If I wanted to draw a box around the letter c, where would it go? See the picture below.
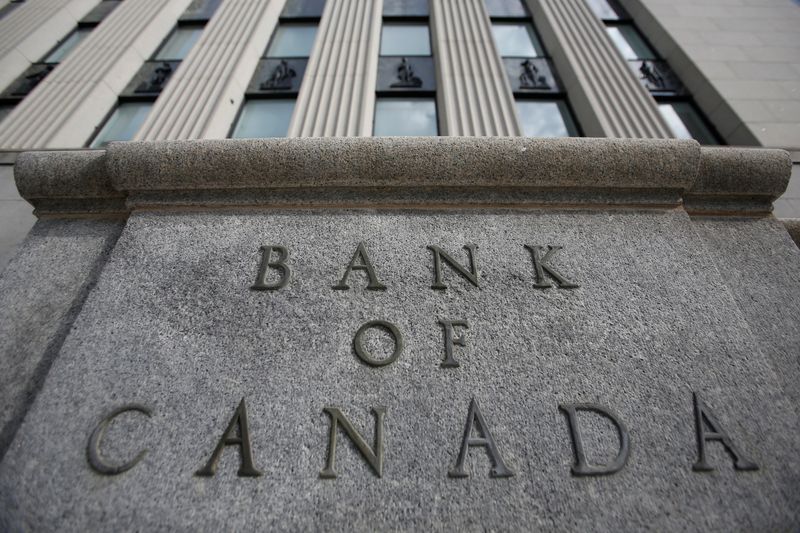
[87,404,152,476]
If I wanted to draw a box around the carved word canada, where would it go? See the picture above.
[86,243,760,480]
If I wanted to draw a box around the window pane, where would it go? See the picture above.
[491,23,543,57]
[281,0,326,18]
[266,25,318,58]
[90,102,152,147]
[484,0,528,18]
[658,102,717,145]
[0,105,15,124]
[516,100,577,137]
[380,25,431,56]
[374,99,437,136]
[155,27,203,60]
[232,99,295,138]
[606,25,656,60]
[44,29,91,63]
[383,0,428,17]
[585,0,623,20]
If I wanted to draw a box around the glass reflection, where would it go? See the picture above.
[491,23,543,57]
[90,102,153,147]
[233,99,296,138]
[381,25,431,56]
[267,25,319,58]
[658,102,716,144]
[516,100,577,137]
[374,99,437,136]
[155,27,203,60]
[606,26,656,60]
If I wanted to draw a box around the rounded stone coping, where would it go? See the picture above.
[105,137,700,191]
[693,147,792,199]
[15,149,119,200]
[11,138,794,213]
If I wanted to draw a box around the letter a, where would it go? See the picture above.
[195,398,262,477]
[449,398,514,478]
[333,242,386,290]
[692,392,758,472]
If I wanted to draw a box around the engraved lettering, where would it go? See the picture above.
[320,406,386,478]
[333,242,387,290]
[251,245,290,290]
[195,398,262,477]
[524,245,579,289]
[353,320,404,367]
[692,392,758,472]
[439,319,469,368]
[87,404,151,476]
[428,244,479,290]
[449,398,514,478]
[559,403,630,476]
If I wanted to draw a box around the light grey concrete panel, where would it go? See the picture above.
[0,218,123,461]
[692,216,800,410]
[0,210,797,530]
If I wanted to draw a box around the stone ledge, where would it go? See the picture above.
[11,137,793,215]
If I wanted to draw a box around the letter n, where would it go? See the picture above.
[320,406,386,478]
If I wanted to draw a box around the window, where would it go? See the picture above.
[605,26,656,61]
[491,23,543,57]
[375,4,437,136]
[586,0,719,144]
[231,1,325,138]
[374,98,437,136]
[232,100,296,138]
[154,27,204,61]
[486,1,580,138]
[484,0,528,18]
[43,29,92,63]
[80,0,123,25]
[90,102,153,147]
[266,25,319,58]
[517,100,578,137]
[658,103,717,145]
[89,0,220,146]
[1,3,119,117]
[380,25,431,56]
[0,104,14,124]
[383,0,428,17]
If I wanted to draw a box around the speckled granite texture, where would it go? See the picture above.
[0,209,797,531]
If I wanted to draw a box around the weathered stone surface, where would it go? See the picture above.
[783,218,800,247]
[0,209,797,531]
[0,218,123,460]
[691,216,800,411]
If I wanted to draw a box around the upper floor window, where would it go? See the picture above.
[606,26,656,61]
[484,0,528,18]
[266,25,319,58]
[154,27,204,61]
[374,98,437,136]
[383,0,429,17]
[43,28,92,63]
[90,102,153,148]
[491,23,544,58]
[380,24,431,56]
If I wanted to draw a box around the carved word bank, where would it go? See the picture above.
[87,243,760,480]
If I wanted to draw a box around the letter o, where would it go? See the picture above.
[353,320,404,367]
[87,404,152,476]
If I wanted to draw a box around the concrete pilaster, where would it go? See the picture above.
[529,0,671,138]
[135,0,288,140]
[288,0,382,137]
[431,0,520,136]
[0,0,100,93]
[0,0,193,149]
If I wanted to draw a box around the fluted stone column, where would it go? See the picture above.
[0,0,193,149]
[136,0,287,140]
[0,0,100,92]
[288,0,382,137]
[431,0,520,136]
[528,0,670,138]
